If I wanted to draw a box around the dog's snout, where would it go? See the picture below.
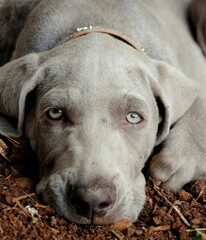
[68,181,116,220]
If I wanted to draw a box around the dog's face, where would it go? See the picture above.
[25,34,159,224]
[0,33,198,224]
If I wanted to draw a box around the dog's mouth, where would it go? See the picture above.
[39,188,121,224]
[36,165,146,224]
[36,176,143,225]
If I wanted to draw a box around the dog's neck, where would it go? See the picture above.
[63,26,145,54]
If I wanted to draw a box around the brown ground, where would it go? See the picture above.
[0,136,206,240]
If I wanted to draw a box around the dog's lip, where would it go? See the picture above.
[58,201,118,224]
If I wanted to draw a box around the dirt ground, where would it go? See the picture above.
[0,136,206,240]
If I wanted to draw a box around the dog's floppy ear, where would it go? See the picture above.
[0,53,42,137]
[150,60,199,145]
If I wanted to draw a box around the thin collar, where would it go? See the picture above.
[64,26,145,54]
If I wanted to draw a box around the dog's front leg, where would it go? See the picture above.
[149,97,206,191]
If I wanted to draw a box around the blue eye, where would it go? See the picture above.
[47,108,64,120]
[126,112,142,124]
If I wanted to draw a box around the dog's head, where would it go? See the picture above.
[0,33,198,224]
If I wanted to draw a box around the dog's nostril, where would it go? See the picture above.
[98,202,111,210]
[68,182,116,219]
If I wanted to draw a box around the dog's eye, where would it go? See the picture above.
[47,108,64,120]
[126,112,142,124]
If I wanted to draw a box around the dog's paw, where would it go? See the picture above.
[150,99,206,191]
[149,144,196,192]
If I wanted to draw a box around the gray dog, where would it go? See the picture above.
[0,0,206,224]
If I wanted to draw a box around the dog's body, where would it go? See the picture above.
[0,0,206,224]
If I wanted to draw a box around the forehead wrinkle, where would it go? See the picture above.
[39,88,81,109]
[122,82,150,100]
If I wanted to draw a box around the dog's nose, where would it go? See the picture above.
[68,181,116,219]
